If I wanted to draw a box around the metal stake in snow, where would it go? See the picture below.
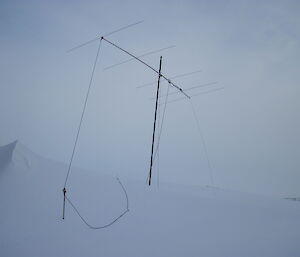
[62,187,66,219]
[149,56,162,186]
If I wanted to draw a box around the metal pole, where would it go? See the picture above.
[149,56,162,186]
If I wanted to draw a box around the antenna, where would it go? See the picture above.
[62,24,219,228]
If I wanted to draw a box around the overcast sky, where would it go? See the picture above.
[0,0,299,196]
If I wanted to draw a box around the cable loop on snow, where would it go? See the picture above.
[65,178,129,229]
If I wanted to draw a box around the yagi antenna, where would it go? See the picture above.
[67,20,144,53]
[102,37,190,99]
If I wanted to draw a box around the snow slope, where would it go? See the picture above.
[0,141,299,257]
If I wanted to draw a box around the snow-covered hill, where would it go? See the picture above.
[0,141,299,257]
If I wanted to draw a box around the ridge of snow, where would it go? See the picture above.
[0,140,17,168]
[0,140,32,169]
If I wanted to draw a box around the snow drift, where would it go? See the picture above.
[0,141,299,257]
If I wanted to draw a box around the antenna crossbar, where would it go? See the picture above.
[103,45,176,70]
[102,37,190,99]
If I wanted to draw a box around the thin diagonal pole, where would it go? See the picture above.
[190,100,215,187]
[63,38,103,189]
[149,56,163,186]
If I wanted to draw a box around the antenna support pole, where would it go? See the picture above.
[149,56,162,186]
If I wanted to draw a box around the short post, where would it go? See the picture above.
[62,188,66,219]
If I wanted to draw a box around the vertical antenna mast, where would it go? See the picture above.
[149,56,163,186]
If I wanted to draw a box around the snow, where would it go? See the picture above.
[0,141,299,257]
